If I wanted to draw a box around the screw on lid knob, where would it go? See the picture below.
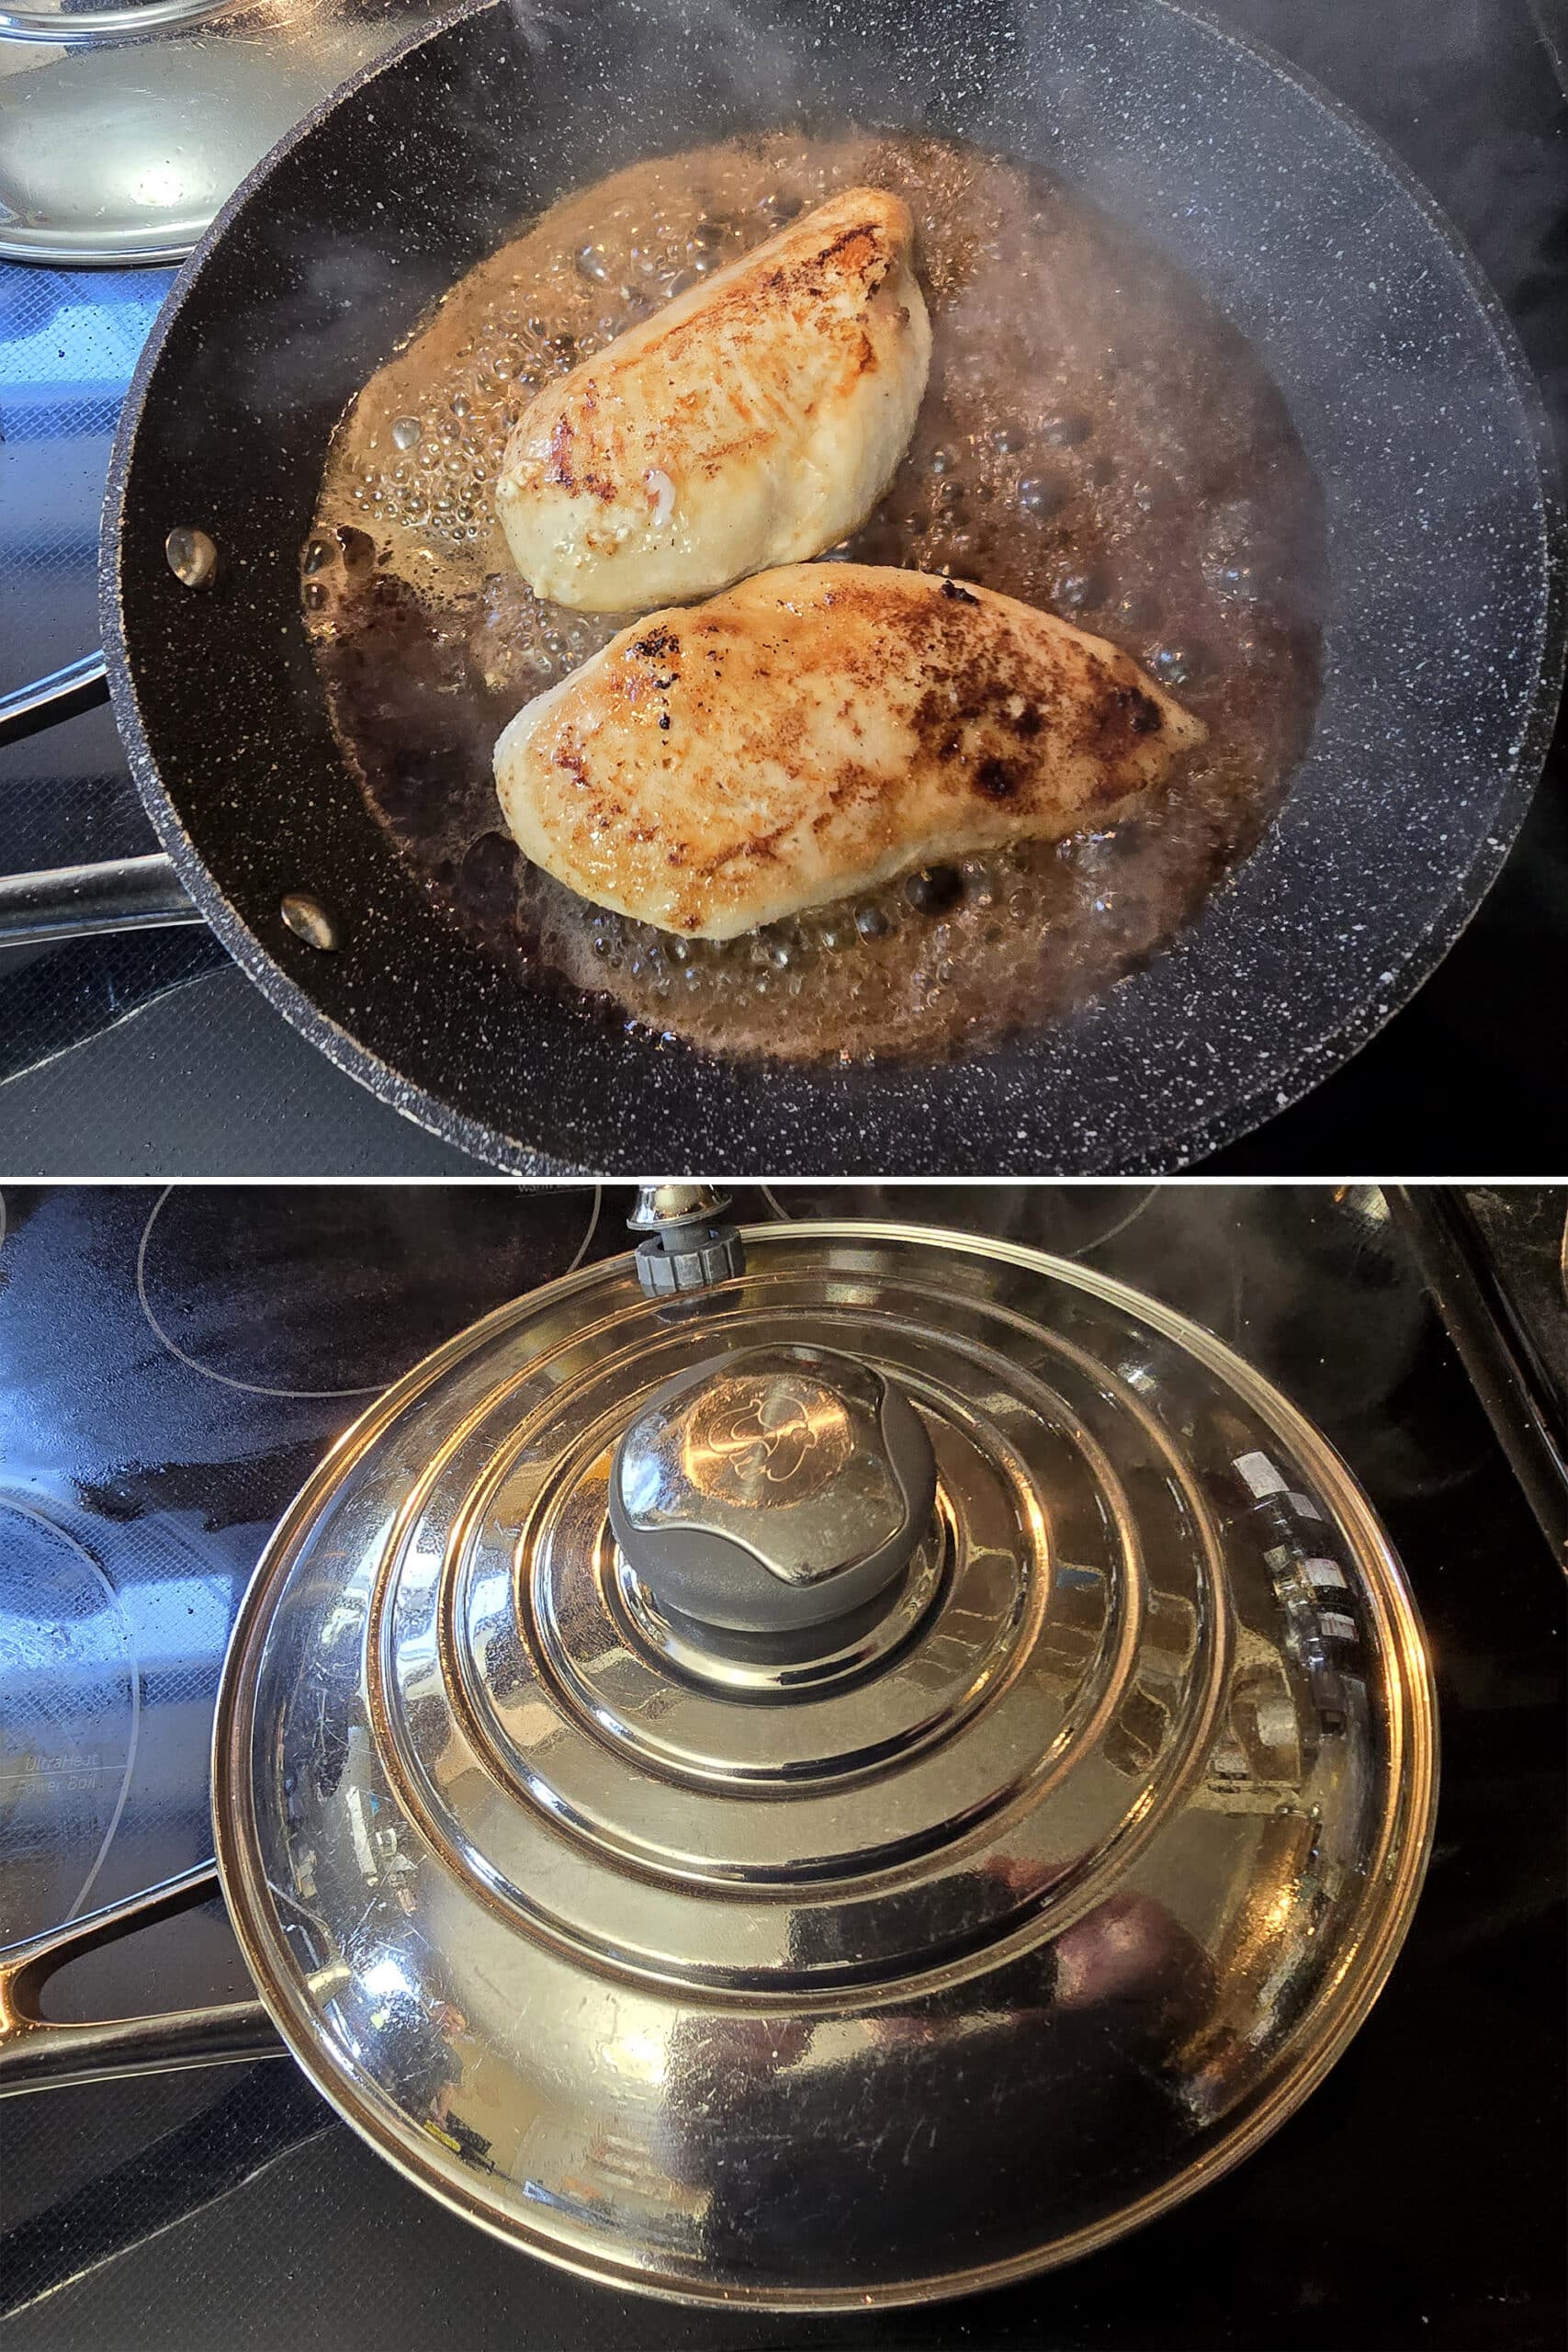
[608,1344,937,1639]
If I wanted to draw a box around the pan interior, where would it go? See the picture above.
[303,126,1325,1064]
[106,0,1562,1170]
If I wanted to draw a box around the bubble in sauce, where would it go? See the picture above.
[1018,476,1066,516]
[1051,566,1102,613]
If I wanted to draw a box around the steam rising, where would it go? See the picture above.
[222,0,1550,1091]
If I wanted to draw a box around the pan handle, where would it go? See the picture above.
[0,1861,285,2097]
[1,650,204,942]
[0,853,203,944]
[0,653,111,750]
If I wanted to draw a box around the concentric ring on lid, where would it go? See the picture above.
[344,1286,1231,1996]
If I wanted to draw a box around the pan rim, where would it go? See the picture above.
[100,0,1567,1176]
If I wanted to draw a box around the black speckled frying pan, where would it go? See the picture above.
[4,0,1562,1172]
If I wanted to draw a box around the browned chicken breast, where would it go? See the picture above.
[494,188,931,612]
[493,564,1206,939]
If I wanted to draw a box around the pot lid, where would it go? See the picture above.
[213,1222,1437,2309]
[0,2,443,266]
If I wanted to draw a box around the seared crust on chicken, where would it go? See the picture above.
[494,189,931,612]
[493,563,1206,939]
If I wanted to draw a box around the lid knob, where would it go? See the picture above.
[608,1344,937,1639]
[627,1184,745,1297]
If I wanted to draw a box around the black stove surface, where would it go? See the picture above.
[0,1182,1562,2350]
[0,0,1564,1175]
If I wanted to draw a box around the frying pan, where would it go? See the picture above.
[1,0,1562,1173]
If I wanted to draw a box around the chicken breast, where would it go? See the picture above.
[493,564,1206,940]
[494,189,931,613]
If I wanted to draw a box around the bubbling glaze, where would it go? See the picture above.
[303,130,1324,1062]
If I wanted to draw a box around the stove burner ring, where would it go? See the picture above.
[0,1498,139,1932]
[134,1183,603,1400]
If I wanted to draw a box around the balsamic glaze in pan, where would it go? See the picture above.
[303,131,1324,1062]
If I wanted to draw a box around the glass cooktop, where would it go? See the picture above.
[0,1182,1562,2349]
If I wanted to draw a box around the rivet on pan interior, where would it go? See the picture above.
[280,892,340,951]
[164,526,219,590]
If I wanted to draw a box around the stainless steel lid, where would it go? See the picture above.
[212,1223,1437,2309]
[0,1,442,266]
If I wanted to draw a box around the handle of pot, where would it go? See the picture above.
[0,854,201,944]
[0,1861,285,2097]
[0,652,110,749]
[0,652,203,943]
